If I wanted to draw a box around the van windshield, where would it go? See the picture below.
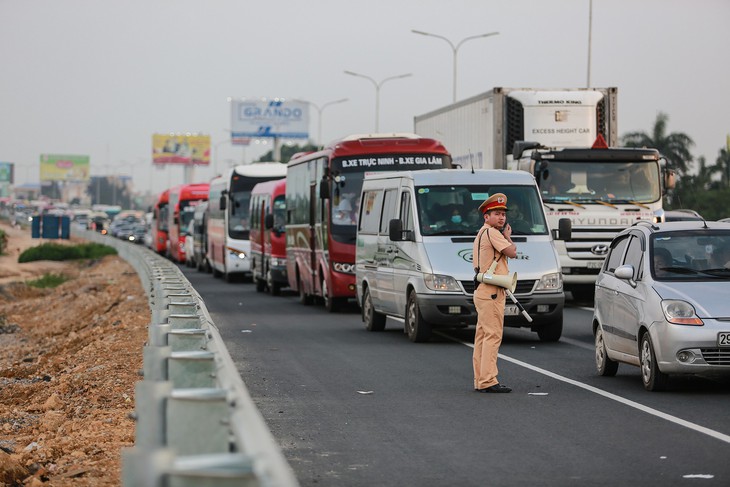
[415,184,549,236]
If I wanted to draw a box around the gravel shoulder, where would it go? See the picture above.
[0,221,149,486]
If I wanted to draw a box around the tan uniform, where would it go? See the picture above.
[472,224,511,389]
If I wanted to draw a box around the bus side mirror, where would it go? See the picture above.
[319,176,330,199]
[264,213,274,230]
[555,218,572,241]
[664,169,676,190]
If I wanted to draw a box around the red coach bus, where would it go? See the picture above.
[286,133,452,312]
[168,182,209,263]
[250,178,287,295]
[152,189,170,255]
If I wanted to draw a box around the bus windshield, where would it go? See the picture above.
[540,160,661,204]
[330,153,449,242]
[415,184,549,237]
[228,190,251,240]
[272,195,286,233]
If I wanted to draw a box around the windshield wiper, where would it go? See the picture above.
[696,268,730,278]
[593,200,618,209]
[659,266,699,275]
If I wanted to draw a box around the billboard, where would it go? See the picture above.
[0,162,13,183]
[40,154,90,182]
[153,134,211,165]
[231,98,309,139]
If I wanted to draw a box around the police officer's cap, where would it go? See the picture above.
[478,193,508,214]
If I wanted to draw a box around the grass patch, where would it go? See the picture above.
[27,273,70,288]
[18,242,117,263]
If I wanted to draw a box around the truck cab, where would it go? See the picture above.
[513,142,675,299]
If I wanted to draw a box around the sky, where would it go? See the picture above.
[1,0,728,197]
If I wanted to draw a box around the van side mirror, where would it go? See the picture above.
[264,213,274,230]
[219,195,227,211]
[555,218,572,241]
[389,219,413,242]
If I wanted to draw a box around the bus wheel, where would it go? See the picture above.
[255,277,265,292]
[322,277,339,313]
[405,289,431,343]
[298,273,313,305]
[267,269,281,296]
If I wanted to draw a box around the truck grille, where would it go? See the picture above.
[700,349,730,365]
[564,226,622,262]
[461,280,536,296]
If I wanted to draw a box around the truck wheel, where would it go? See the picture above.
[405,289,431,343]
[594,326,618,376]
[255,277,265,292]
[266,269,281,296]
[362,286,386,331]
[537,317,563,342]
[640,333,669,391]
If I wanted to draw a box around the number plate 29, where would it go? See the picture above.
[718,332,730,347]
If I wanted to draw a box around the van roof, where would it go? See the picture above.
[363,169,536,185]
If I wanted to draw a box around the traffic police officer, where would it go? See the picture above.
[472,193,516,393]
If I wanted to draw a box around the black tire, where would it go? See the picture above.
[537,317,563,342]
[405,289,431,343]
[362,286,386,331]
[594,326,618,376]
[212,264,222,278]
[640,333,669,391]
[322,276,339,312]
[298,273,313,305]
[255,277,265,292]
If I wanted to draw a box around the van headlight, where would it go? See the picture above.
[333,261,355,274]
[424,274,461,292]
[535,272,562,291]
[661,300,704,325]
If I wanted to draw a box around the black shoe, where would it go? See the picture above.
[476,383,512,393]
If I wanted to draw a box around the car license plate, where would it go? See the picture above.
[718,332,730,347]
[505,305,519,316]
[587,261,603,269]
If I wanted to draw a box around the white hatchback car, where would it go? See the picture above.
[593,220,730,390]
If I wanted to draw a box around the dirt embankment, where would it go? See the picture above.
[0,221,149,486]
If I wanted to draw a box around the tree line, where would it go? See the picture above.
[622,112,730,220]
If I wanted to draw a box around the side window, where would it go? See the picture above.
[359,190,383,235]
[380,189,397,234]
[400,191,413,232]
[605,235,630,273]
[623,235,644,279]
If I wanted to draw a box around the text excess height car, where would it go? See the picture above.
[592,220,730,391]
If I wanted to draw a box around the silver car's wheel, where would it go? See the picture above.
[595,326,618,376]
[640,333,669,391]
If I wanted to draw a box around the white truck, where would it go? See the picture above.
[415,87,674,300]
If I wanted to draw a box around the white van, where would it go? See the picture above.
[355,169,565,342]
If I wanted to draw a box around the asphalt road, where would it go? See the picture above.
[181,266,730,487]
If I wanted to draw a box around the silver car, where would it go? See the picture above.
[593,221,730,391]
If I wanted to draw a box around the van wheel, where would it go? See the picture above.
[594,326,618,376]
[640,333,669,391]
[537,317,563,342]
[363,287,386,331]
[298,273,313,305]
[405,290,431,342]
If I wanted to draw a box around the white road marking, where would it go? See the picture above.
[449,335,730,445]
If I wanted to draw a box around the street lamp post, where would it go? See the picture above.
[309,98,348,147]
[343,71,412,132]
[411,29,499,103]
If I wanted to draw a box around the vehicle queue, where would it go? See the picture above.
[139,132,730,392]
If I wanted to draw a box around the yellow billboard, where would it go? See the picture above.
[152,134,211,165]
[40,154,90,182]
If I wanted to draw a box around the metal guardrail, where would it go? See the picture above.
[73,228,299,487]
